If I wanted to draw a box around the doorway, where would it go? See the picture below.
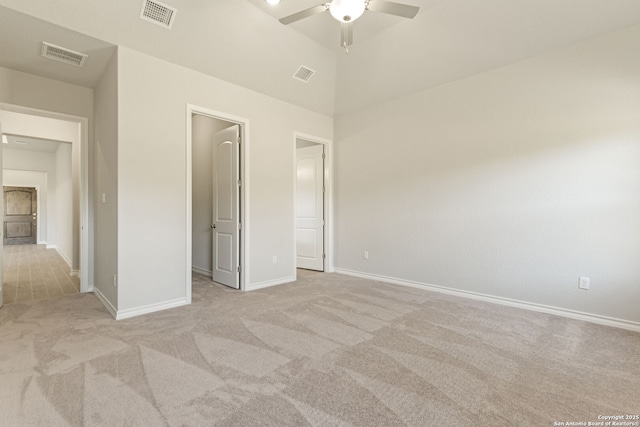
[187,105,247,296]
[3,186,37,245]
[0,103,90,297]
[294,133,332,274]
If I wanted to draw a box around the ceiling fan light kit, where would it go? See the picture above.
[278,0,419,52]
[330,0,366,22]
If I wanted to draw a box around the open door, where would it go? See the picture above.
[211,125,240,289]
[296,144,324,271]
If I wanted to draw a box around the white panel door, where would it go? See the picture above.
[212,125,240,289]
[296,144,324,271]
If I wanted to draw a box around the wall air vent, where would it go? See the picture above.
[41,42,88,67]
[293,65,315,83]
[140,0,177,29]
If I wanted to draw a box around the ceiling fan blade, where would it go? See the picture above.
[365,0,419,19]
[341,22,353,47]
[279,4,328,25]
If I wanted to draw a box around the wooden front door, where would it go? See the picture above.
[3,187,37,246]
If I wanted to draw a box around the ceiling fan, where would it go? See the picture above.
[278,0,419,52]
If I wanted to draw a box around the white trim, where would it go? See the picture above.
[186,104,250,297]
[246,276,296,291]
[70,270,80,277]
[192,266,212,277]
[0,102,91,293]
[116,297,189,320]
[334,268,640,333]
[293,132,334,276]
[93,287,117,318]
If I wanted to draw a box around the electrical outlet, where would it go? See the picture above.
[363,251,369,260]
[272,256,277,264]
[579,276,590,290]
[102,193,107,203]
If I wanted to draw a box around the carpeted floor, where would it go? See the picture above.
[0,270,638,426]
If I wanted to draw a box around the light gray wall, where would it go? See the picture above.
[93,51,118,309]
[192,115,234,274]
[55,142,73,266]
[334,25,640,324]
[116,46,333,312]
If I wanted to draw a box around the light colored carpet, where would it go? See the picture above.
[0,270,638,426]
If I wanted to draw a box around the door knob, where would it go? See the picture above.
[211,224,216,229]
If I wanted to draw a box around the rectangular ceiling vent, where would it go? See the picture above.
[293,65,315,83]
[41,42,88,67]
[140,0,177,29]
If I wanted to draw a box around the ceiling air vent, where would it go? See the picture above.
[293,65,315,83]
[41,42,88,67]
[140,0,177,29]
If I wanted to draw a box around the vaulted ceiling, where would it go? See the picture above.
[1,0,640,116]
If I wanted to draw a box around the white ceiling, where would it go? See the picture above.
[0,0,640,115]
[3,134,64,153]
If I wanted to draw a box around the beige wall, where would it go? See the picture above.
[334,25,640,324]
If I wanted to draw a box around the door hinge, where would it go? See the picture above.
[322,153,326,159]
[237,137,241,144]
[322,254,326,259]
[238,222,242,230]
[322,186,326,193]
[237,179,242,187]
[237,266,242,273]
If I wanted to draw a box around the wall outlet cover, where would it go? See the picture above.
[579,276,590,290]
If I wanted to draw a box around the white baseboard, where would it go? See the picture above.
[51,247,73,269]
[93,287,117,319]
[334,268,640,333]
[70,270,80,277]
[192,266,212,277]
[246,276,296,291]
[115,297,189,320]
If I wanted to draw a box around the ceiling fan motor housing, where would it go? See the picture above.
[329,0,366,23]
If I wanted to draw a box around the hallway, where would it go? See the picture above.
[2,244,79,304]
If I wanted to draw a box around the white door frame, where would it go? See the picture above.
[0,102,91,292]
[186,104,249,299]
[293,132,333,274]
